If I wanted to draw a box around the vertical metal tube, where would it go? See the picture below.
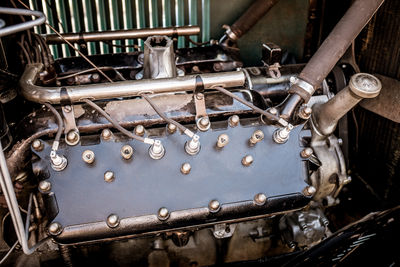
[41,0,58,58]
[95,0,109,54]
[149,0,159,28]
[109,0,121,53]
[188,0,198,47]
[122,0,134,52]
[175,0,185,48]
[162,0,172,27]
[135,0,146,50]
[82,0,96,55]
[68,0,81,56]
[55,0,70,57]
[29,0,40,34]
[201,0,210,43]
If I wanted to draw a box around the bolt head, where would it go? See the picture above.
[66,130,79,145]
[102,129,112,140]
[300,147,313,158]
[343,176,352,185]
[200,117,209,127]
[242,155,254,166]
[104,171,115,183]
[82,150,95,164]
[158,207,169,220]
[149,140,165,160]
[107,214,120,228]
[48,222,62,235]
[229,115,239,127]
[217,134,229,148]
[134,125,145,136]
[181,163,191,174]
[268,107,278,115]
[196,93,204,100]
[121,145,134,160]
[304,186,317,196]
[254,193,267,205]
[39,180,51,192]
[32,140,43,151]
[63,105,72,113]
[250,130,264,145]
[208,200,220,213]
[167,123,177,134]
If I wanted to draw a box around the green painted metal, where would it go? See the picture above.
[68,0,81,55]
[55,0,70,57]
[201,0,210,43]
[188,0,198,48]
[29,0,41,34]
[122,0,134,52]
[83,0,96,55]
[149,0,159,28]
[135,0,146,50]
[41,0,58,58]
[162,0,172,27]
[175,0,185,48]
[95,0,109,54]
[109,0,122,53]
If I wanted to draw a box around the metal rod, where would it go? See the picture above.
[69,0,82,55]
[109,0,121,53]
[135,0,146,50]
[0,7,45,37]
[122,0,134,52]
[44,26,201,44]
[188,0,198,48]
[201,0,210,43]
[175,0,185,48]
[20,63,245,104]
[162,0,172,27]
[95,0,109,54]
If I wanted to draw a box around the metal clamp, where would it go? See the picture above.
[61,105,80,146]
[194,76,210,131]
[290,77,315,95]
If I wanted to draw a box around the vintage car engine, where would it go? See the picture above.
[0,0,399,266]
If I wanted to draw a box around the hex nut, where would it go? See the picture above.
[121,145,134,160]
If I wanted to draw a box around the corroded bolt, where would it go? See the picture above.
[167,123,177,134]
[39,180,51,192]
[299,106,312,120]
[249,130,264,145]
[104,171,115,183]
[180,163,191,175]
[32,140,43,151]
[216,134,229,148]
[134,125,145,136]
[82,150,95,164]
[229,115,240,127]
[107,214,120,228]
[300,147,313,158]
[121,145,134,160]
[242,155,254,166]
[149,140,165,160]
[158,207,169,221]
[66,130,79,144]
[200,117,209,127]
[101,129,112,140]
[303,186,317,196]
[48,222,62,235]
[208,200,220,213]
[254,193,267,206]
[273,124,294,144]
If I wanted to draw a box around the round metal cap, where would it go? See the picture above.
[349,73,381,98]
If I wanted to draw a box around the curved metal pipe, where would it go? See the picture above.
[0,7,45,37]
[19,64,246,104]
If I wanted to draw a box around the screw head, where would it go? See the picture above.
[104,171,115,183]
[242,155,254,166]
[121,145,133,160]
[300,147,313,158]
[303,186,316,196]
[208,200,220,213]
[216,134,229,148]
[101,129,112,140]
[181,163,191,174]
[134,125,145,136]
[229,115,239,127]
[39,180,51,193]
[167,123,177,134]
[48,222,62,235]
[249,130,264,145]
[82,150,95,164]
[158,207,169,220]
[254,193,267,205]
[107,214,120,228]
[32,139,43,151]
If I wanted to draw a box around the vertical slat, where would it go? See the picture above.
[109,0,122,53]
[175,0,184,48]
[29,0,41,34]
[162,0,172,27]
[68,0,81,55]
[188,0,197,47]
[149,0,159,28]
[82,0,96,55]
[95,0,109,54]
[122,0,134,52]
[201,0,210,43]
[41,0,58,58]
[55,0,70,57]
[135,0,146,50]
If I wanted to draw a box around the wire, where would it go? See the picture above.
[184,36,210,46]
[142,94,194,138]
[83,99,152,144]
[44,103,63,148]
[0,241,18,265]
[212,86,287,126]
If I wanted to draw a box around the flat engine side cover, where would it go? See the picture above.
[33,119,310,244]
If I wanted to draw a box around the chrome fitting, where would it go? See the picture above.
[149,140,165,160]
[50,151,68,171]
[185,135,200,155]
[107,214,120,228]
[273,124,294,144]
[253,193,267,206]
[158,207,170,221]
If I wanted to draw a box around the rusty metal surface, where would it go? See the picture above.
[360,74,400,123]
